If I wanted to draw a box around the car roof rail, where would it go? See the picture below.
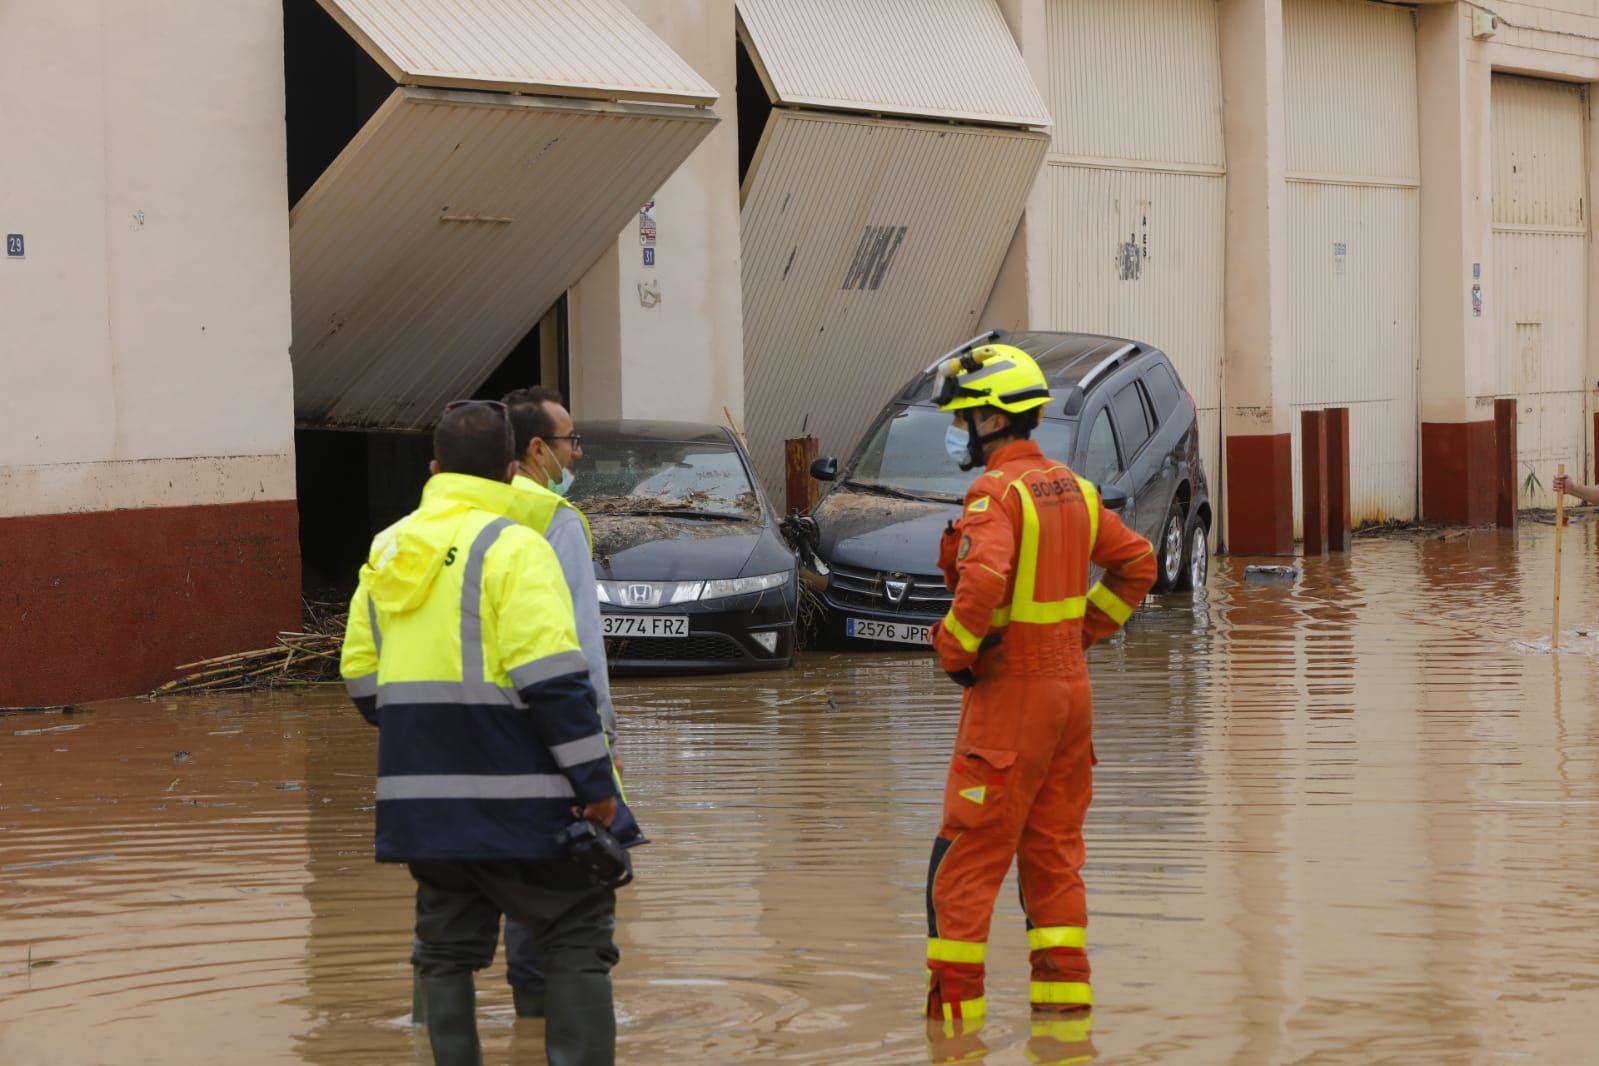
[1075,343,1138,393]
[921,329,1008,375]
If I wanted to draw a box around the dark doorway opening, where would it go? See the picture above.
[283,0,392,208]
[736,36,775,188]
[293,298,572,598]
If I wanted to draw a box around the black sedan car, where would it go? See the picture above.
[571,420,798,674]
[788,330,1212,649]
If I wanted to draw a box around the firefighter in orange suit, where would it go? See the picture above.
[923,343,1157,1026]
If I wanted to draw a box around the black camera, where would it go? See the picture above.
[554,819,634,888]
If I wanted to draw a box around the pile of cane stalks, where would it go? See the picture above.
[151,599,347,695]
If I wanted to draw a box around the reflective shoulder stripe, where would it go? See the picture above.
[966,496,990,514]
[507,649,589,692]
[460,517,514,686]
[549,733,610,769]
[1075,477,1101,554]
[376,773,576,801]
[941,610,983,654]
[367,595,383,656]
[344,673,378,699]
[1087,582,1134,625]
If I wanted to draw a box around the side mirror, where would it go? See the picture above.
[1098,484,1130,512]
[810,456,839,482]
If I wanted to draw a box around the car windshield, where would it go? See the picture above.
[846,405,1076,500]
[569,434,760,518]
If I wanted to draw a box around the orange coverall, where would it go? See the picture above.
[924,438,1156,1023]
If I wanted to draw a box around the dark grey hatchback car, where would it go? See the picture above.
[788,330,1212,649]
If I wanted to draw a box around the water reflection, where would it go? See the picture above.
[3,524,1599,1062]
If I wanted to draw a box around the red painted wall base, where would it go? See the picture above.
[1421,420,1496,526]
[1225,432,1295,555]
[1,500,301,707]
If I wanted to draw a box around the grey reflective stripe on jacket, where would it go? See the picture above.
[544,507,617,745]
[376,773,577,801]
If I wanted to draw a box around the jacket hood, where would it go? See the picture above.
[363,473,540,613]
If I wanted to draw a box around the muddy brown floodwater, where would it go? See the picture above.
[6,522,1599,1064]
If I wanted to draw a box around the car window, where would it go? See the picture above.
[569,436,760,517]
[1111,382,1153,459]
[849,405,1075,500]
[1144,361,1181,420]
[1081,408,1122,484]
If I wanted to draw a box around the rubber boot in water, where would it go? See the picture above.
[421,973,482,1066]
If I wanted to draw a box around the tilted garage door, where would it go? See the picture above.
[1285,0,1420,532]
[290,0,718,429]
[1492,75,1588,507]
[1042,0,1225,518]
[737,0,1049,492]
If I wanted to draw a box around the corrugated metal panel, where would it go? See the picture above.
[1493,230,1587,506]
[1492,75,1587,230]
[290,88,716,428]
[735,0,1048,127]
[741,110,1048,491]
[1287,183,1419,528]
[1045,164,1224,411]
[1284,0,1418,184]
[1045,0,1224,168]
[318,0,717,104]
[1492,74,1588,508]
[1044,162,1224,512]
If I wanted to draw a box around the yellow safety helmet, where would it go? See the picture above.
[934,343,1052,415]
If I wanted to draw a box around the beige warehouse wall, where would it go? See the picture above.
[568,0,743,429]
[0,0,296,516]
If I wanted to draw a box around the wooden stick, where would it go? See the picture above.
[1554,462,1566,650]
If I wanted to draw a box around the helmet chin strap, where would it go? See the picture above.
[958,409,1011,471]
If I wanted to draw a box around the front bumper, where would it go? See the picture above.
[803,562,946,651]
[602,587,796,675]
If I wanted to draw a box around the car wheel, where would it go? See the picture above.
[1176,516,1209,591]
[1153,503,1186,593]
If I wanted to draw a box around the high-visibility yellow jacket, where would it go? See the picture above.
[340,472,635,862]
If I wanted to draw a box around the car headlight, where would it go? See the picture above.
[700,572,790,600]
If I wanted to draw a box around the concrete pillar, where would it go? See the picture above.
[981,0,1052,334]
[569,0,744,427]
[1219,0,1294,555]
[1417,3,1496,525]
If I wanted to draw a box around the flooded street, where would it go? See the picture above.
[6,522,1599,1064]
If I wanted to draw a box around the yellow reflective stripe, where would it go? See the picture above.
[941,996,987,1021]
[942,610,983,654]
[1031,1015,1094,1042]
[967,496,990,513]
[1010,481,1042,612]
[1008,596,1086,625]
[927,938,986,964]
[990,605,1011,628]
[1075,477,1100,554]
[1087,582,1134,625]
[1027,926,1087,951]
[1029,981,1093,1007]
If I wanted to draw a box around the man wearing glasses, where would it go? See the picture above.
[498,385,617,1020]
[341,400,635,1066]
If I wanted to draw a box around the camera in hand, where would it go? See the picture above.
[555,818,634,888]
